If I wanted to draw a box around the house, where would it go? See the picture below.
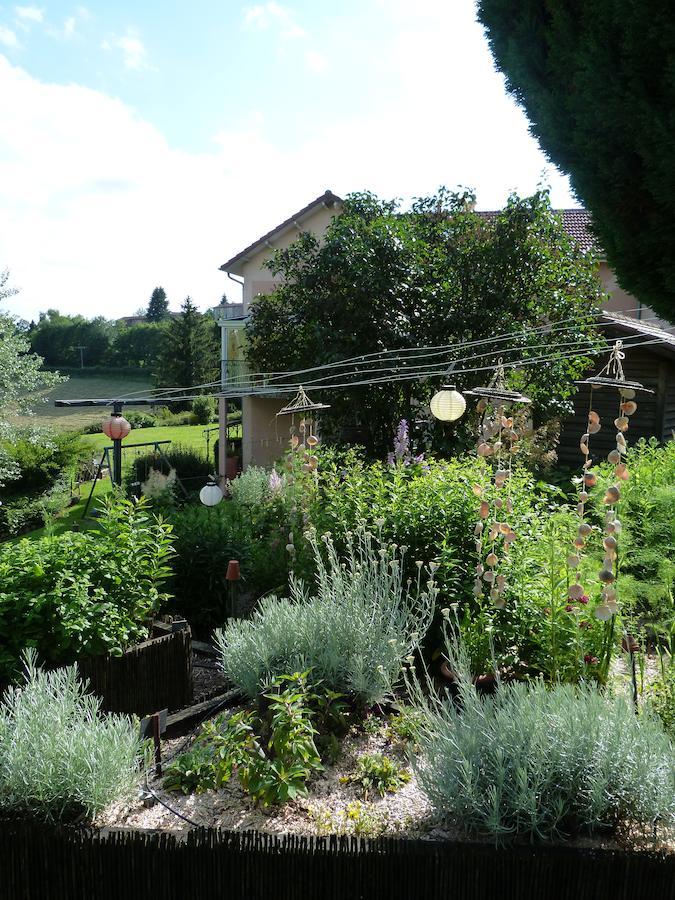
[218,190,343,469]
[218,192,674,469]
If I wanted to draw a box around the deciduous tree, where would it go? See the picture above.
[245,190,603,456]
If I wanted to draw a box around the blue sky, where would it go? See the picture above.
[0,1,576,320]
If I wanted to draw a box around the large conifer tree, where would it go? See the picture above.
[477,0,675,321]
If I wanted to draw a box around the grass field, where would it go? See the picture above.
[18,372,153,430]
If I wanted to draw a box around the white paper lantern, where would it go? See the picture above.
[199,480,223,507]
[430,389,466,422]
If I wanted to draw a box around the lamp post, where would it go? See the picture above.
[102,402,131,485]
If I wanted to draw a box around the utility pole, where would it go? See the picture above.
[75,346,86,368]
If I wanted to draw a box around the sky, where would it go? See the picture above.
[0,0,577,322]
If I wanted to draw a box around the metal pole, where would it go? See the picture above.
[112,401,123,487]
[218,319,228,488]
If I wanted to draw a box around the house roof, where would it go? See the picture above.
[601,310,675,357]
[220,194,601,279]
[476,208,598,254]
[220,189,343,275]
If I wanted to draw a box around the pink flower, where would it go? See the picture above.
[565,604,574,612]
[584,654,599,665]
[579,595,589,605]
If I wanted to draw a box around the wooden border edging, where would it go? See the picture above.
[77,627,193,717]
[1,823,673,900]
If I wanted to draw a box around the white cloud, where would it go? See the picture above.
[304,49,327,74]
[0,25,18,47]
[0,1,575,323]
[14,5,43,23]
[244,2,307,39]
[102,28,155,72]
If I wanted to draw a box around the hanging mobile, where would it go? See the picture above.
[575,340,653,621]
[465,361,531,608]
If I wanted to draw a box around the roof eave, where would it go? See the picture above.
[220,189,343,275]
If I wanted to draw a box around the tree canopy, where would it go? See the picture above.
[245,189,604,457]
[477,0,675,322]
[0,270,64,485]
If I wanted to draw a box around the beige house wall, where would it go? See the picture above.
[598,262,674,333]
[241,396,288,469]
[239,204,338,312]
[238,203,340,468]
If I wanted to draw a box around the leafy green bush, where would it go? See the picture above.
[126,444,211,494]
[123,410,157,429]
[228,466,277,509]
[0,479,71,539]
[191,395,216,425]
[167,502,288,632]
[0,653,143,822]
[215,528,436,705]
[342,753,410,798]
[0,429,87,496]
[409,638,675,843]
[0,496,173,680]
[590,439,675,648]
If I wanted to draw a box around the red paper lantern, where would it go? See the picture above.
[226,559,241,581]
[102,414,132,440]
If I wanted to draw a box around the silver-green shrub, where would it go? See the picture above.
[215,529,436,704]
[228,466,276,508]
[410,639,675,843]
[0,653,143,822]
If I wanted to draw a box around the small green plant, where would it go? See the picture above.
[163,711,256,794]
[388,706,424,744]
[0,653,143,822]
[645,667,675,737]
[311,800,393,837]
[165,672,325,806]
[342,753,410,799]
[242,672,323,806]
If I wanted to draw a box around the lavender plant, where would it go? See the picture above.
[0,653,143,822]
[215,528,436,704]
[408,635,675,843]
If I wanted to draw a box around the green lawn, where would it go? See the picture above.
[82,424,212,457]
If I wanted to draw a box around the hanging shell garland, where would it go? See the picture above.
[465,362,531,608]
[574,340,653,624]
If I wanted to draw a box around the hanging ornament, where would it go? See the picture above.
[575,341,653,623]
[277,386,331,553]
[465,361,531,608]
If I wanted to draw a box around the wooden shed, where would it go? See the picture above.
[557,313,675,466]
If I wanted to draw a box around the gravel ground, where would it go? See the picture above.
[98,720,433,837]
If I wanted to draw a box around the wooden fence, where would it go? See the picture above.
[1,823,673,900]
[77,626,192,716]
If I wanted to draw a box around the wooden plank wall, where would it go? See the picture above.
[557,348,672,467]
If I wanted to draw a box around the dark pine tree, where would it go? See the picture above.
[146,286,169,321]
[156,297,219,407]
[477,0,675,322]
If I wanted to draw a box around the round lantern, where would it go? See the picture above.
[102,414,131,440]
[199,478,223,507]
[430,387,466,422]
